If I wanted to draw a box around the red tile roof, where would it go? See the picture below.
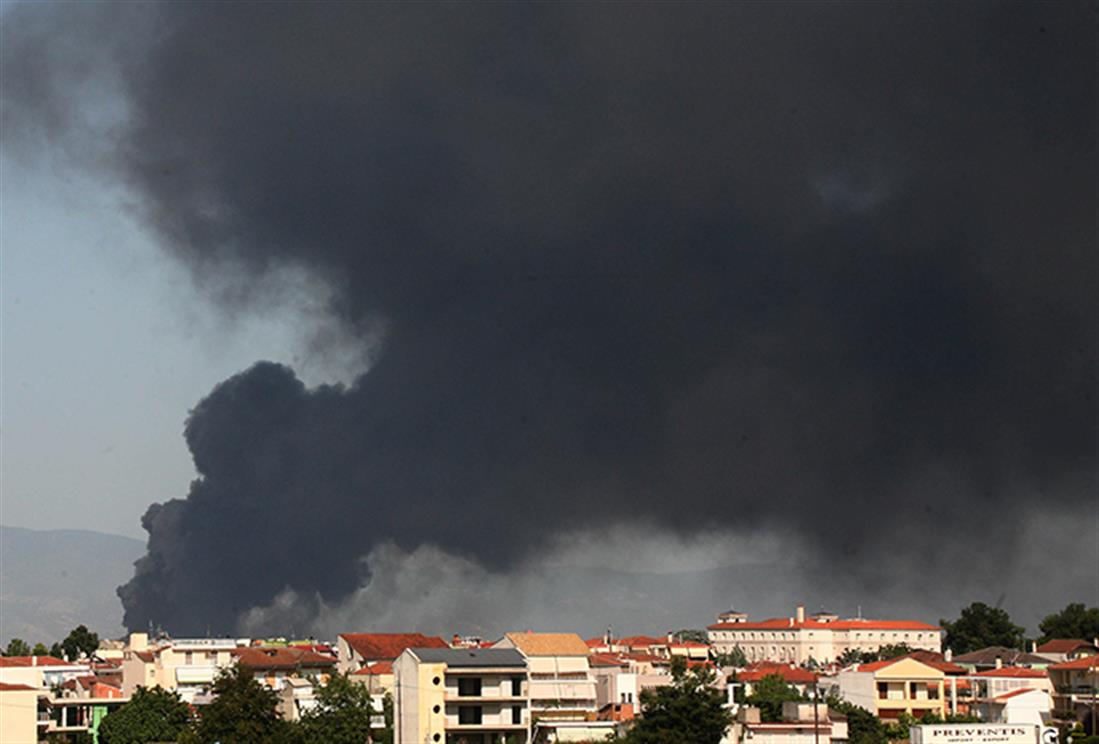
[586,638,608,648]
[1049,656,1099,671]
[351,661,394,676]
[589,653,630,668]
[1037,639,1097,654]
[857,654,962,672]
[231,647,337,670]
[973,667,1048,678]
[992,688,1043,702]
[739,663,818,684]
[709,618,939,631]
[340,633,448,661]
[616,636,665,648]
[0,656,80,668]
[0,682,39,692]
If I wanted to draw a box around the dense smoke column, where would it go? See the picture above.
[2,3,1095,634]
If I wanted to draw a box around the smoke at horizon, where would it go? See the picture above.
[2,2,1095,635]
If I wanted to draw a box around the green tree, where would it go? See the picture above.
[828,698,887,744]
[1039,604,1099,643]
[941,603,1025,654]
[60,625,100,660]
[298,673,375,744]
[375,692,393,744]
[621,657,731,744]
[4,638,31,656]
[744,673,804,722]
[837,648,877,666]
[192,665,291,744]
[674,629,710,644]
[32,642,50,656]
[714,646,748,668]
[877,643,914,660]
[49,642,64,658]
[98,686,193,744]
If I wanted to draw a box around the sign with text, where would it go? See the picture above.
[911,725,1040,744]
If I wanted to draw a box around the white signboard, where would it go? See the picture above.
[911,725,1041,744]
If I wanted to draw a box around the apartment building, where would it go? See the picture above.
[971,667,1052,699]
[708,605,941,664]
[231,647,337,691]
[1047,655,1098,724]
[493,632,597,724]
[394,646,531,744]
[0,656,90,689]
[836,656,950,720]
[119,633,247,702]
[337,632,449,674]
[0,683,41,744]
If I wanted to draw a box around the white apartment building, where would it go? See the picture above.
[493,632,598,725]
[708,605,942,664]
[394,646,531,744]
[120,633,248,702]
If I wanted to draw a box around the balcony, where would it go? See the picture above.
[176,665,219,684]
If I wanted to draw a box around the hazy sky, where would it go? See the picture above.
[1,155,356,538]
[1,2,1094,638]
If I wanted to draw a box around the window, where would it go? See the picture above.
[185,652,193,665]
[458,677,482,697]
[511,677,523,696]
[512,705,522,724]
[928,685,939,700]
[458,706,483,725]
[878,682,889,700]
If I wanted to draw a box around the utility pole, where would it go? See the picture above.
[813,682,821,744]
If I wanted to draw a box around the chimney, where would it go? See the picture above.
[32,657,37,667]
[452,634,461,647]
[1030,641,1037,653]
[605,626,612,645]
[945,648,953,662]
[667,631,675,644]
[796,605,805,624]
[995,655,1003,669]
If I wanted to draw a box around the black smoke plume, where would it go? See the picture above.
[3,3,1095,634]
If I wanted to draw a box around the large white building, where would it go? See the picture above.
[707,605,942,664]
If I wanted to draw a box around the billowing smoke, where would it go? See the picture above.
[3,3,1095,635]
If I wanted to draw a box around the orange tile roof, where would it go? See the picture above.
[505,632,590,657]
[1050,656,1099,671]
[973,667,1048,678]
[585,638,607,647]
[709,618,939,631]
[1037,639,1097,654]
[590,653,629,667]
[991,688,1043,702]
[617,635,664,647]
[351,661,393,675]
[340,633,448,661]
[0,656,80,668]
[740,664,818,684]
[231,647,337,670]
[0,682,39,692]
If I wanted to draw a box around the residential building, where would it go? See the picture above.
[0,656,90,689]
[493,632,598,725]
[836,656,950,720]
[394,646,530,744]
[49,675,128,741]
[1047,655,1098,725]
[708,605,942,664]
[278,677,320,721]
[972,689,1052,726]
[0,682,42,744]
[231,646,337,691]
[953,647,1051,672]
[337,632,448,674]
[971,667,1053,699]
[738,663,819,697]
[1035,640,1099,664]
[119,632,247,702]
[730,701,847,744]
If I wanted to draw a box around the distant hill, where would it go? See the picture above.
[0,525,144,646]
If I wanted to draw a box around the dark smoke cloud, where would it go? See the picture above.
[3,2,1095,635]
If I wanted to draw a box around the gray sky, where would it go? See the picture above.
[1,154,354,538]
[1,1,1094,638]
